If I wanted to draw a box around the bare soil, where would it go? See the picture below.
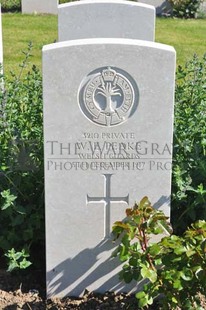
[0,269,205,310]
[0,287,141,310]
[0,269,148,309]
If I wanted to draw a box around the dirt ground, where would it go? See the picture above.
[0,288,141,310]
[0,268,205,309]
[0,268,146,309]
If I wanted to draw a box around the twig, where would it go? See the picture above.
[26,302,32,310]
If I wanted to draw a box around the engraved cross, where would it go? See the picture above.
[87,174,129,239]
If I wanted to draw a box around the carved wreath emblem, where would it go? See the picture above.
[79,67,138,127]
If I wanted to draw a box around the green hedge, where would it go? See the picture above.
[172,54,206,234]
[0,45,44,270]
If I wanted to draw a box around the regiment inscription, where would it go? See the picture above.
[79,67,138,126]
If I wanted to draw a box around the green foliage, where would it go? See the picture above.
[113,197,206,309]
[172,54,206,234]
[168,0,203,18]
[0,43,44,269]
[59,0,76,3]
[5,248,32,272]
[0,0,21,12]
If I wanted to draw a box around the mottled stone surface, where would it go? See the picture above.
[43,38,176,298]
[58,0,155,41]
[22,0,58,14]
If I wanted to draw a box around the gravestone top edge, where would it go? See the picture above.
[58,0,155,11]
[42,38,176,54]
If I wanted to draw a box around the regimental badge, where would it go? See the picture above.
[78,67,138,127]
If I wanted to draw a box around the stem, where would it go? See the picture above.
[138,226,146,252]
[142,229,148,250]
[139,225,156,271]
[17,42,33,81]
[147,252,156,271]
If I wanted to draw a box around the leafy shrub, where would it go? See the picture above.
[113,197,206,309]
[0,44,44,269]
[172,54,206,234]
[168,0,203,18]
[0,0,21,12]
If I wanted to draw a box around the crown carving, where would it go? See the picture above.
[102,67,116,82]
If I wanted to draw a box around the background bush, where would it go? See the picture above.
[172,54,206,234]
[169,0,203,18]
[0,46,44,269]
[0,0,21,12]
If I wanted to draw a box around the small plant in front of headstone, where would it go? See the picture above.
[112,197,206,309]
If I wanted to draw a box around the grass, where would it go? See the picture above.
[2,13,58,74]
[2,13,206,74]
[156,18,206,65]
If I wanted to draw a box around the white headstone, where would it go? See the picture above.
[58,0,155,41]
[43,38,176,298]
[21,0,58,14]
[0,4,3,68]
